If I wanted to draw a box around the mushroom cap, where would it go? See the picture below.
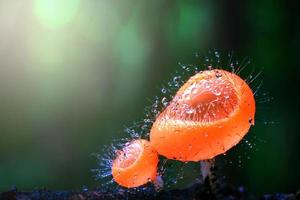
[150,69,256,161]
[112,139,159,188]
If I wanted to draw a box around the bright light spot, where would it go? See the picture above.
[34,0,80,29]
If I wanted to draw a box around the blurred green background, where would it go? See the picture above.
[0,0,299,195]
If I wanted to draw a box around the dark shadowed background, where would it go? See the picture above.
[0,0,299,196]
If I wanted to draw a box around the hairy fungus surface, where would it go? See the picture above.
[150,69,256,161]
[112,139,159,188]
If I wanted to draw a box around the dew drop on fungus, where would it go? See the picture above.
[248,117,254,125]
[161,88,167,94]
[173,76,181,85]
[161,97,169,107]
[215,70,222,78]
[82,185,88,192]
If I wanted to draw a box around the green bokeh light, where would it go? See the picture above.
[112,11,151,108]
[115,13,150,67]
[34,0,80,29]
[167,2,212,48]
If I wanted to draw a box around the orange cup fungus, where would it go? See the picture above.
[150,69,256,162]
[112,139,159,188]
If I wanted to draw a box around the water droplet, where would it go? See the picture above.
[191,87,198,95]
[214,51,220,58]
[208,65,213,70]
[173,76,181,87]
[214,91,221,96]
[144,119,151,123]
[183,93,191,101]
[174,129,181,134]
[161,97,168,107]
[215,71,222,78]
[161,88,167,94]
[180,63,187,70]
[186,108,195,114]
[173,76,181,83]
[82,186,88,192]
[141,124,148,130]
[248,117,254,125]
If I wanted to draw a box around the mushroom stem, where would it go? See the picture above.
[200,159,215,181]
[200,159,217,196]
[153,175,164,191]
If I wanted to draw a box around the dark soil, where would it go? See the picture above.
[1,179,299,200]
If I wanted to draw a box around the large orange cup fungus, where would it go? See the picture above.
[150,69,256,162]
[112,139,159,188]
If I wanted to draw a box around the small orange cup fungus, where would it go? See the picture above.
[150,69,255,161]
[112,139,159,188]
